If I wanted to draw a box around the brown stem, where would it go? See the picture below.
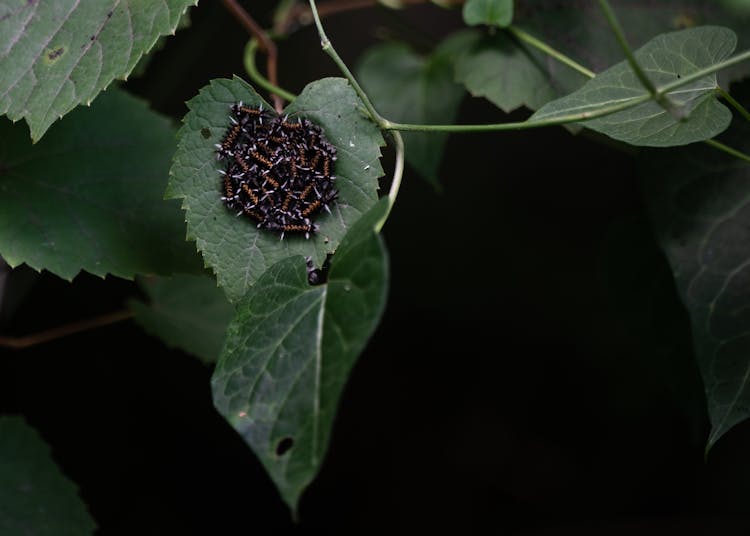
[275,0,434,35]
[220,0,285,113]
[0,309,134,350]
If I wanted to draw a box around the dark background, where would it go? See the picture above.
[2,1,750,534]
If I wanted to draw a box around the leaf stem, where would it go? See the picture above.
[0,309,134,349]
[716,86,750,122]
[308,0,388,128]
[384,48,750,131]
[243,39,298,103]
[704,139,750,163]
[596,0,684,120]
[383,93,654,132]
[375,131,404,233]
[508,26,595,79]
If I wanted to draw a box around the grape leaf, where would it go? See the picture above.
[0,0,197,141]
[356,41,464,187]
[530,26,735,147]
[0,87,202,280]
[0,416,96,535]
[167,77,385,302]
[640,119,750,449]
[130,273,234,364]
[463,0,513,28]
[212,200,389,511]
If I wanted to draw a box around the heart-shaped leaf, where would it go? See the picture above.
[211,199,389,511]
[0,416,96,535]
[640,118,750,449]
[530,26,735,147]
[168,77,385,302]
[0,87,202,280]
[0,0,196,141]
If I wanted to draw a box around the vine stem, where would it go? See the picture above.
[0,310,133,349]
[220,0,285,113]
[704,139,750,163]
[306,0,750,164]
[243,39,297,103]
[717,87,750,122]
[508,26,595,79]
[597,0,684,120]
[376,131,404,233]
[308,0,388,129]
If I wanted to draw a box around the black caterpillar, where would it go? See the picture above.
[215,103,338,239]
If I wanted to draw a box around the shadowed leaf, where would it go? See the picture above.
[640,118,750,448]
[0,88,202,280]
[130,274,234,364]
[0,416,96,535]
[356,42,464,187]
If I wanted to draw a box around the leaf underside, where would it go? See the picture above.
[167,76,385,302]
[0,0,197,141]
[212,200,390,511]
[640,118,750,449]
[530,26,735,147]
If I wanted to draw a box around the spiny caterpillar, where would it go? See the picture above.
[215,102,338,239]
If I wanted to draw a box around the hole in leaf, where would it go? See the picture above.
[201,127,211,139]
[275,437,294,456]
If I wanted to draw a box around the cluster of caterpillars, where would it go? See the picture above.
[216,102,338,239]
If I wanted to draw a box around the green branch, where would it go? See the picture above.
[704,139,750,163]
[308,0,387,128]
[508,26,595,79]
[717,87,750,122]
[597,0,684,120]
[243,39,297,103]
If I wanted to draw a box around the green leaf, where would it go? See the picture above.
[130,9,192,79]
[130,274,234,364]
[530,26,735,147]
[0,0,196,141]
[212,200,389,511]
[447,29,562,113]
[639,119,750,449]
[463,0,513,28]
[0,416,96,535]
[0,87,202,280]
[516,1,750,89]
[356,41,464,187]
[167,77,385,302]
